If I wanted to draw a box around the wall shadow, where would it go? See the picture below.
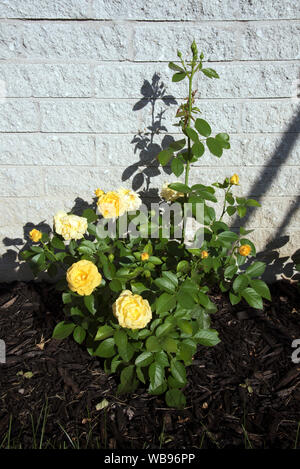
[122,73,178,202]
[232,108,300,281]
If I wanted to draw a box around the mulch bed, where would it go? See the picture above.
[0,280,299,449]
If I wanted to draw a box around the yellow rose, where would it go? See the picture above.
[230,174,239,185]
[113,290,152,330]
[53,211,88,241]
[29,229,42,243]
[97,191,126,219]
[160,182,184,202]
[118,188,142,211]
[95,188,104,197]
[201,250,209,259]
[66,260,102,296]
[239,244,251,257]
[141,252,150,261]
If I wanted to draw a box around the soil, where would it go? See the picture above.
[0,280,299,449]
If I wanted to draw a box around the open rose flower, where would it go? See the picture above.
[66,260,102,296]
[113,290,152,330]
[54,211,87,241]
[97,191,126,219]
[118,188,142,212]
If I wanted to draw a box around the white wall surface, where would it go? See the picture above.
[0,0,299,281]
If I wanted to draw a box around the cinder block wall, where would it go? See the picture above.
[0,0,299,281]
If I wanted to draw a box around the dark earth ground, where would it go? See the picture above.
[0,280,299,449]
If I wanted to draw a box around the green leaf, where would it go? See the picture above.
[70,306,84,318]
[206,137,223,157]
[156,321,174,337]
[94,338,115,358]
[191,141,205,158]
[20,249,35,260]
[136,366,145,384]
[168,182,190,193]
[224,264,238,279]
[215,133,230,149]
[162,271,178,287]
[158,148,173,166]
[227,206,236,216]
[95,325,114,341]
[156,293,176,315]
[73,326,86,344]
[82,208,97,223]
[171,157,184,177]
[249,279,271,301]
[135,351,154,368]
[118,365,138,394]
[185,127,199,143]
[229,291,241,306]
[84,294,96,314]
[197,291,210,308]
[78,245,94,256]
[218,230,239,243]
[246,261,266,278]
[154,277,176,294]
[146,336,161,352]
[62,292,72,304]
[177,319,193,336]
[194,329,220,346]
[51,236,65,250]
[177,339,196,365]
[225,192,235,205]
[31,252,45,266]
[177,260,190,273]
[242,287,263,310]
[202,68,219,79]
[109,279,122,293]
[196,190,217,203]
[148,256,163,265]
[149,362,165,390]
[233,274,249,293]
[170,359,186,385]
[165,389,186,409]
[155,350,169,368]
[177,279,198,309]
[131,282,149,294]
[246,199,261,207]
[168,62,184,72]
[169,138,186,151]
[237,205,247,218]
[162,337,178,353]
[195,118,211,137]
[114,329,134,362]
[52,321,75,340]
[172,72,186,82]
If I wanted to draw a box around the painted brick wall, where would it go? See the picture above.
[0,0,299,281]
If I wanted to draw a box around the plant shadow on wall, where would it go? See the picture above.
[0,197,95,281]
[121,73,177,201]
[231,107,300,282]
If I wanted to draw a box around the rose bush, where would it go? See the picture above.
[20,42,271,408]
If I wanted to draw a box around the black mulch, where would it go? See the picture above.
[0,280,299,449]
